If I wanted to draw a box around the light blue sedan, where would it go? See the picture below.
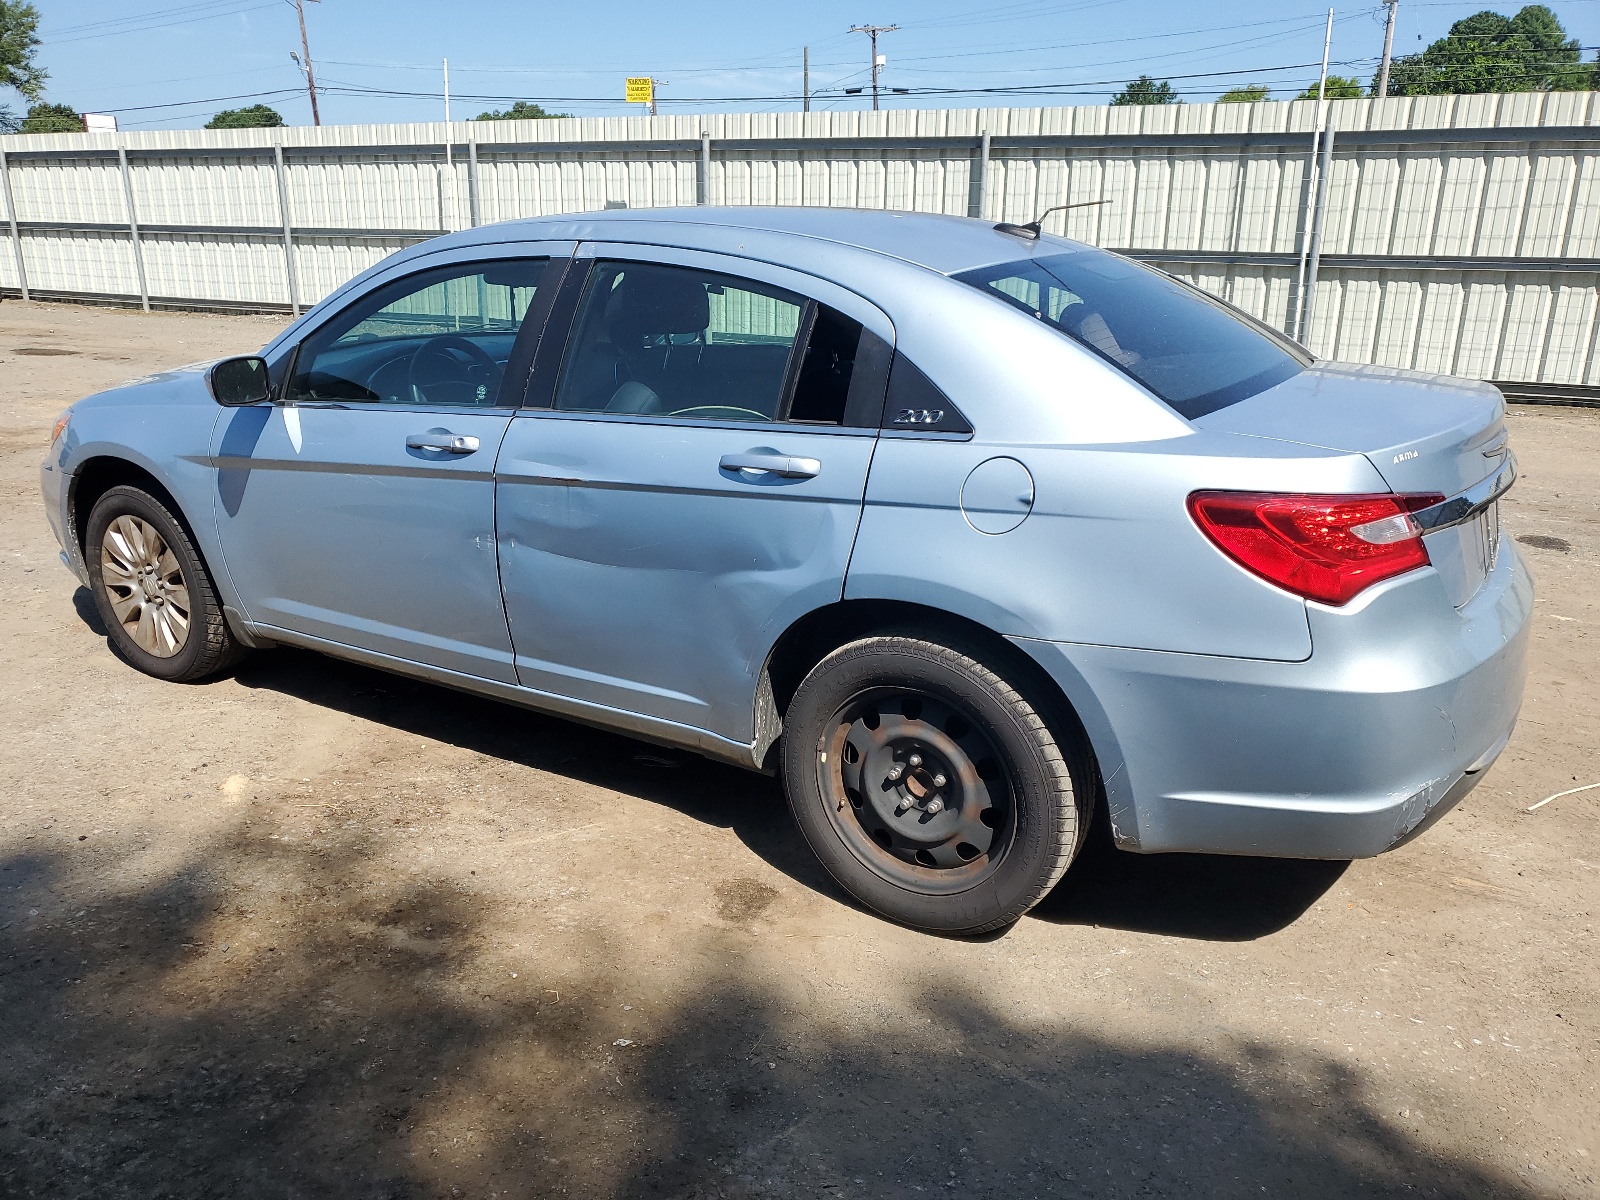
[40,207,1531,934]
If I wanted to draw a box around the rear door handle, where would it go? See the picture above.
[719,452,821,479]
[407,432,480,454]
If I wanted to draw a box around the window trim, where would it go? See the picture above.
[773,299,820,423]
[275,254,564,412]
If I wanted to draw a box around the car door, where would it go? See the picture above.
[212,247,569,683]
[495,245,894,744]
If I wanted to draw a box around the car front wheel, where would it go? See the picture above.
[85,484,245,682]
[781,633,1090,935]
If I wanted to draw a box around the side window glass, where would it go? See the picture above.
[552,261,865,425]
[789,305,863,425]
[288,259,546,407]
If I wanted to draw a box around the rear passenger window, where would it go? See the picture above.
[553,260,864,425]
[789,305,863,425]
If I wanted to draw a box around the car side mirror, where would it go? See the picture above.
[207,356,271,406]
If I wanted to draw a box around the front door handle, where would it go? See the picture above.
[719,451,821,479]
[407,432,480,454]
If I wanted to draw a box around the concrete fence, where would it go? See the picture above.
[3,91,1599,396]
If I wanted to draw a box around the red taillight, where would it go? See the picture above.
[1187,490,1445,606]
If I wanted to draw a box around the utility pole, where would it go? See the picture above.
[849,24,898,111]
[1375,0,1400,99]
[803,47,810,112]
[293,0,321,126]
[443,58,456,231]
[1315,7,1333,109]
[1295,7,1336,343]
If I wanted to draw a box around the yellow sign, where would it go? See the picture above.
[625,77,653,104]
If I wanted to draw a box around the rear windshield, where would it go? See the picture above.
[954,250,1309,419]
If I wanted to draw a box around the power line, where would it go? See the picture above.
[271,58,1353,106]
[96,54,1371,115]
[91,87,304,115]
[894,18,1356,78]
[42,0,263,36]
[41,1,280,44]
[305,8,1368,88]
[872,10,1364,67]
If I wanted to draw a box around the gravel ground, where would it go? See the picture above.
[0,299,1595,1199]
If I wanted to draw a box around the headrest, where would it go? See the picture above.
[605,267,710,345]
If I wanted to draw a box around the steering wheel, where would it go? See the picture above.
[671,405,769,422]
[407,335,502,406]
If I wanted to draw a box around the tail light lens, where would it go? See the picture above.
[1187,490,1445,606]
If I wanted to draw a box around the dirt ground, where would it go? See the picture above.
[0,299,1595,1200]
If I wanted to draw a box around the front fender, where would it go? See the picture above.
[54,384,235,615]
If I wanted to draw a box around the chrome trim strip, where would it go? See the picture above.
[1411,453,1517,534]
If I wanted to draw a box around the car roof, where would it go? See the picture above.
[460,206,1073,277]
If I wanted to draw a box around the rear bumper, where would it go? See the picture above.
[1013,544,1533,859]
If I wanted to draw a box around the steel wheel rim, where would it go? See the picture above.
[817,688,1015,895]
[100,515,191,659]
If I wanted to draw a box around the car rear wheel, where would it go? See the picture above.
[781,633,1089,935]
[85,485,245,682]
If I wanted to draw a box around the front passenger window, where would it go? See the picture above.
[554,261,865,425]
[287,259,547,407]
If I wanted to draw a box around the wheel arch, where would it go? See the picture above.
[755,598,1116,815]
[68,456,185,560]
[67,453,262,648]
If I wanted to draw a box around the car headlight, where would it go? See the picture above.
[49,411,70,446]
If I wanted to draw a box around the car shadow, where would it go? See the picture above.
[69,591,1346,943]
[224,642,840,902]
[72,584,108,636]
[1030,813,1349,941]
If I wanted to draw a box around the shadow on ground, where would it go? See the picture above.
[1033,819,1348,941]
[69,597,1349,945]
[0,825,1535,1199]
[228,644,1344,940]
[227,643,834,901]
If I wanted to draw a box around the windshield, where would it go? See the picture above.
[954,250,1309,419]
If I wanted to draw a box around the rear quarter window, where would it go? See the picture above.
[954,250,1309,419]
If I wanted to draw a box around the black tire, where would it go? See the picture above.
[84,484,246,682]
[781,633,1090,935]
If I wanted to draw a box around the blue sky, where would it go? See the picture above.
[22,0,1600,129]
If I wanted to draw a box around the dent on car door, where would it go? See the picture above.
[212,252,566,682]
[495,250,893,744]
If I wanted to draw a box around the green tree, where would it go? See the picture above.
[1,0,44,100]
[1381,5,1597,95]
[1294,75,1366,100]
[474,100,572,121]
[1218,84,1271,103]
[1,0,45,130]
[205,104,286,129]
[20,100,79,132]
[1111,75,1180,106]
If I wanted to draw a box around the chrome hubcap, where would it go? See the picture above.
[100,515,191,658]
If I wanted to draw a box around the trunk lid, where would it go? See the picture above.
[1196,362,1509,606]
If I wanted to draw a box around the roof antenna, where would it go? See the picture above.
[995,199,1108,240]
